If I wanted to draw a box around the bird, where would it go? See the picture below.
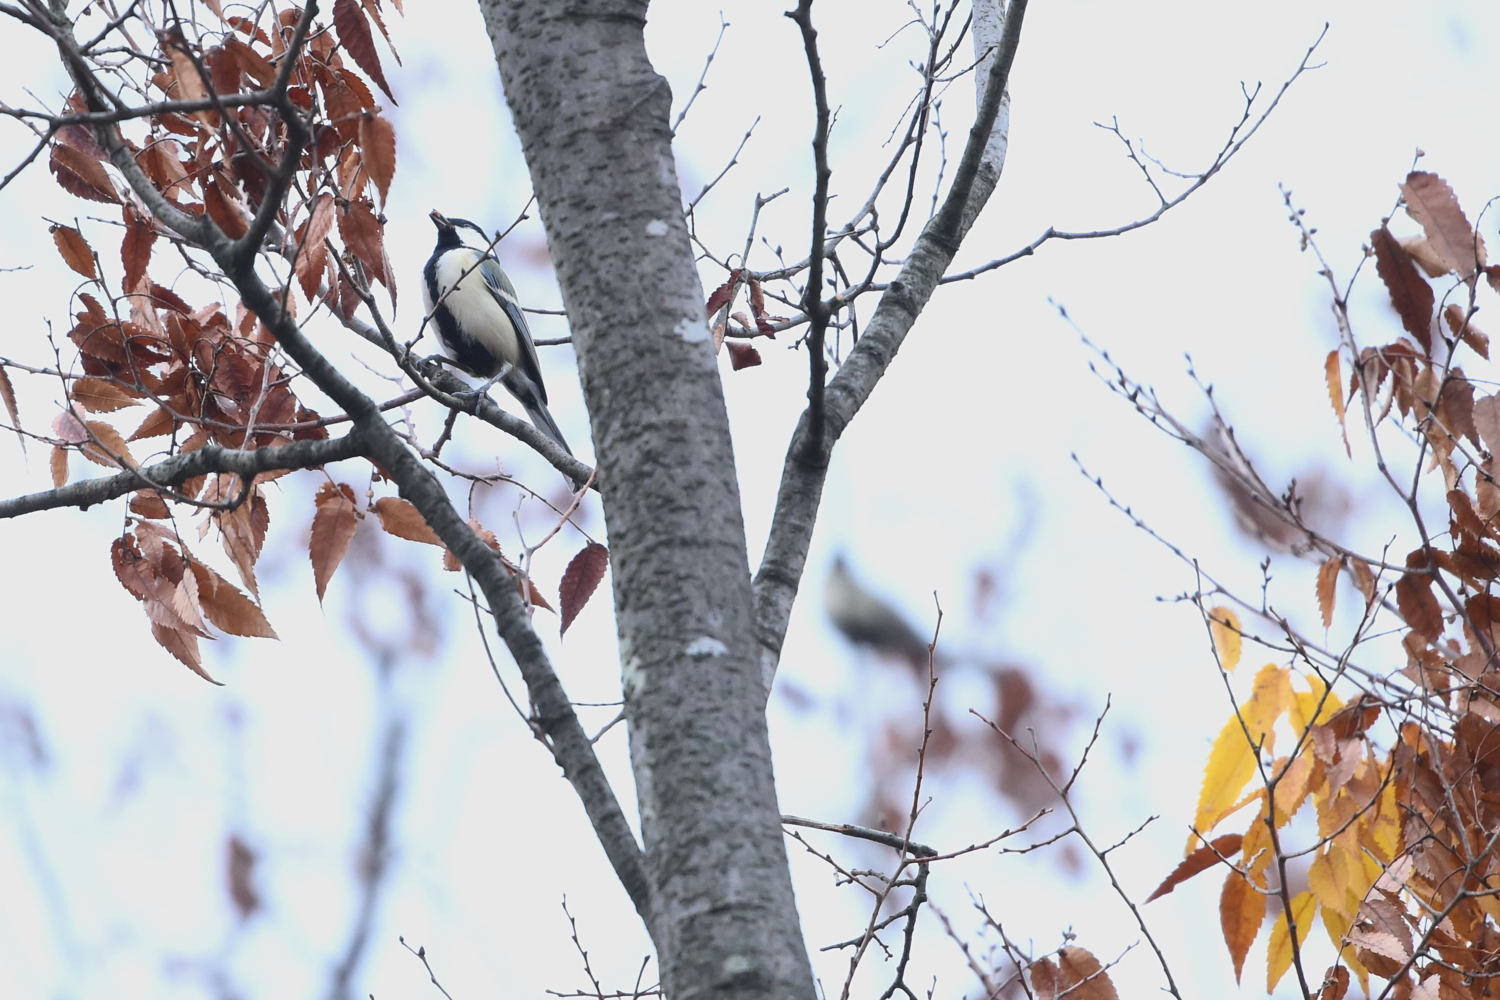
[825,554,932,670]
[421,210,573,458]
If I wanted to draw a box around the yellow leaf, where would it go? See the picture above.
[1271,752,1313,825]
[1307,852,1346,919]
[1367,780,1400,862]
[1242,663,1292,753]
[1209,605,1243,670]
[1266,890,1316,993]
[1291,674,1343,735]
[1193,714,1260,844]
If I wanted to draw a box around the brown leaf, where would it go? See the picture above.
[1221,870,1263,983]
[748,278,776,337]
[222,36,275,87]
[726,341,761,370]
[129,406,176,441]
[71,377,142,413]
[121,206,157,291]
[1395,569,1443,641]
[49,143,117,203]
[215,487,268,597]
[1052,946,1119,1000]
[705,269,742,315]
[151,620,219,683]
[1029,957,1060,1000]
[1317,555,1342,629]
[1403,171,1485,279]
[336,198,388,288]
[357,113,396,207]
[189,559,277,638]
[80,419,135,468]
[310,481,360,601]
[1371,226,1434,353]
[162,29,214,125]
[1316,965,1351,1000]
[332,0,397,103]
[225,834,260,919]
[129,490,171,519]
[1147,833,1244,902]
[51,224,97,279]
[559,541,608,635]
[49,446,68,487]
[0,366,22,455]
[370,496,442,546]
[1444,304,1489,359]
[295,194,336,303]
[1474,393,1500,456]
[203,177,248,238]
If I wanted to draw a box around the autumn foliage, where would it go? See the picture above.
[2,0,606,680]
[1145,172,1500,998]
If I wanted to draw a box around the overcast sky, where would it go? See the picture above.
[2,1,1497,997]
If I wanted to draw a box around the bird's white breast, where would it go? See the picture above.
[428,247,520,366]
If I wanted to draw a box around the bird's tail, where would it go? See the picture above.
[502,370,584,490]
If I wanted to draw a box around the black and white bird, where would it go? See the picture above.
[825,554,932,669]
[421,210,572,457]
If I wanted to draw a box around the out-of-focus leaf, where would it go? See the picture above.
[1208,605,1241,670]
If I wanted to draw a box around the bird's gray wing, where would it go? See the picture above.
[476,256,548,404]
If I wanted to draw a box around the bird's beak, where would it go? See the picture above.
[428,210,447,228]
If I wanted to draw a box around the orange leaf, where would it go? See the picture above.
[1029,956,1060,1000]
[332,0,396,103]
[1208,605,1242,670]
[1402,171,1485,279]
[357,113,396,207]
[49,445,68,487]
[1266,891,1316,993]
[559,541,608,635]
[1147,833,1243,902]
[370,496,442,546]
[188,559,277,638]
[1220,870,1263,982]
[1370,226,1433,353]
[51,224,97,279]
[310,481,360,601]
[1324,350,1350,456]
[1316,555,1342,628]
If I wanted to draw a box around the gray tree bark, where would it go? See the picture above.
[478,3,817,998]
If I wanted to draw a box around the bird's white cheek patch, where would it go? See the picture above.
[644,219,669,237]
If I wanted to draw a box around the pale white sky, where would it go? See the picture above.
[1,1,1496,997]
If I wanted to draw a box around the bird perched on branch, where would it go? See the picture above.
[422,210,572,457]
[825,554,932,670]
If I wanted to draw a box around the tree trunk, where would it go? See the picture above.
[478,2,817,997]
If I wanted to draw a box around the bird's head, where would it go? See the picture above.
[429,210,490,250]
